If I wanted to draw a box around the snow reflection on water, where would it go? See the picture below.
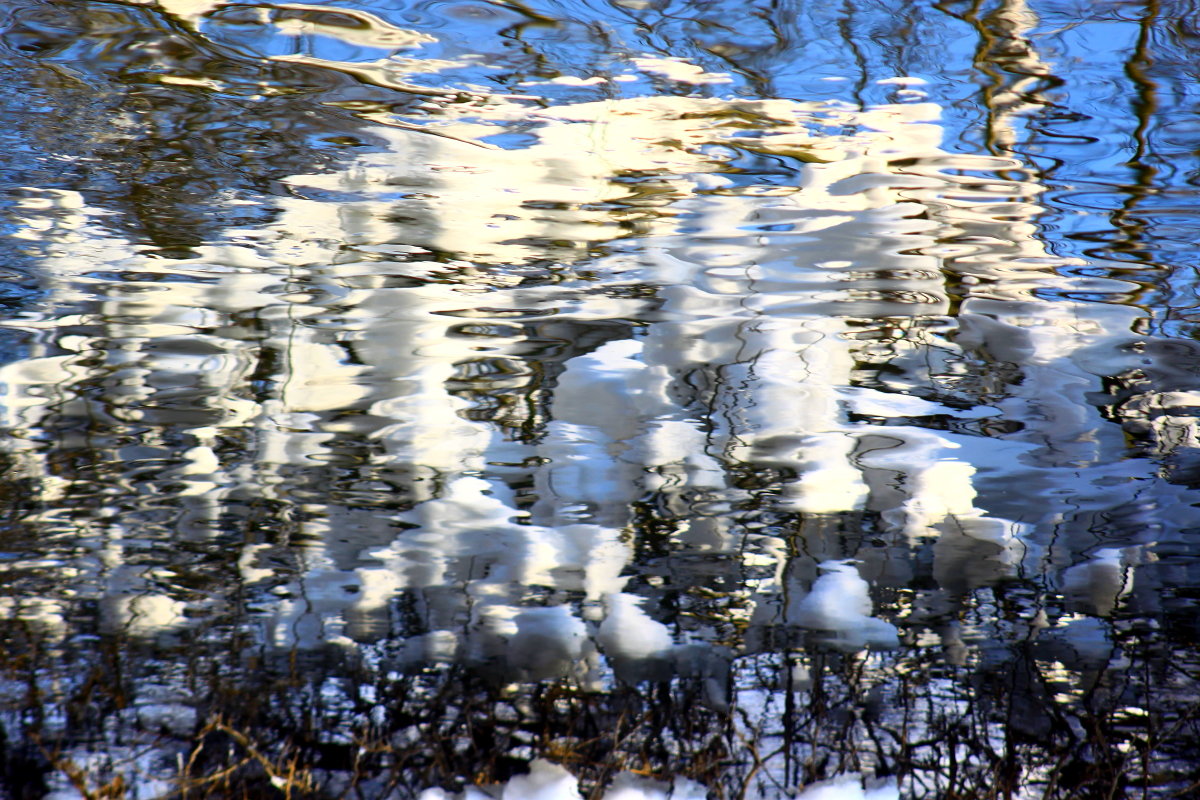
[0,0,1199,797]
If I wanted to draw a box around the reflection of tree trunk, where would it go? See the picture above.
[1111,0,1161,264]
[838,0,872,108]
[935,0,1051,170]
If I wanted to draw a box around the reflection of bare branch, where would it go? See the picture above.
[268,54,480,99]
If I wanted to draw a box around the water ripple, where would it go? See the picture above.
[2,0,1200,797]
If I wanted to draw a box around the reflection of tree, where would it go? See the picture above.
[0,0,408,254]
[2,1,1200,797]
[934,0,1056,160]
[1117,0,1161,222]
[4,84,1197,793]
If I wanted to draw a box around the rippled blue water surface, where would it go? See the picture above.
[1,1,1199,797]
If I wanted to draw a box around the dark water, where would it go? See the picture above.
[1,1,1199,797]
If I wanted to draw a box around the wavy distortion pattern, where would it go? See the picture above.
[1,0,1199,797]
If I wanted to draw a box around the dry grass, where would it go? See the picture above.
[1,615,1198,799]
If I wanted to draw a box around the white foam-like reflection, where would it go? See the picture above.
[1,69,1195,800]
[0,88,1179,652]
[418,759,894,800]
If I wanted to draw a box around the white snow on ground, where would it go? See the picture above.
[419,759,891,800]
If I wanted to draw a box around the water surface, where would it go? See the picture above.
[1,1,1199,797]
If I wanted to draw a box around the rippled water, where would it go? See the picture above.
[1,1,1199,798]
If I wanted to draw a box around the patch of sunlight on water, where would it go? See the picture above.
[1,0,1199,798]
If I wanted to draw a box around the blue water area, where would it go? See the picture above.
[0,0,1198,798]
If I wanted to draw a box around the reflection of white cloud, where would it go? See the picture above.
[417,758,712,800]
[153,0,225,21]
[630,57,733,84]
[108,593,188,636]
[267,5,434,49]
[1060,547,1138,617]
[0,67,1178,693]
[156,1,435,51]
[790,561,899,651]
[269,53,482,97]
[421,759,881,800]
[276,95,948,264]
[794,773,899,800]
[598,592,674,662]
